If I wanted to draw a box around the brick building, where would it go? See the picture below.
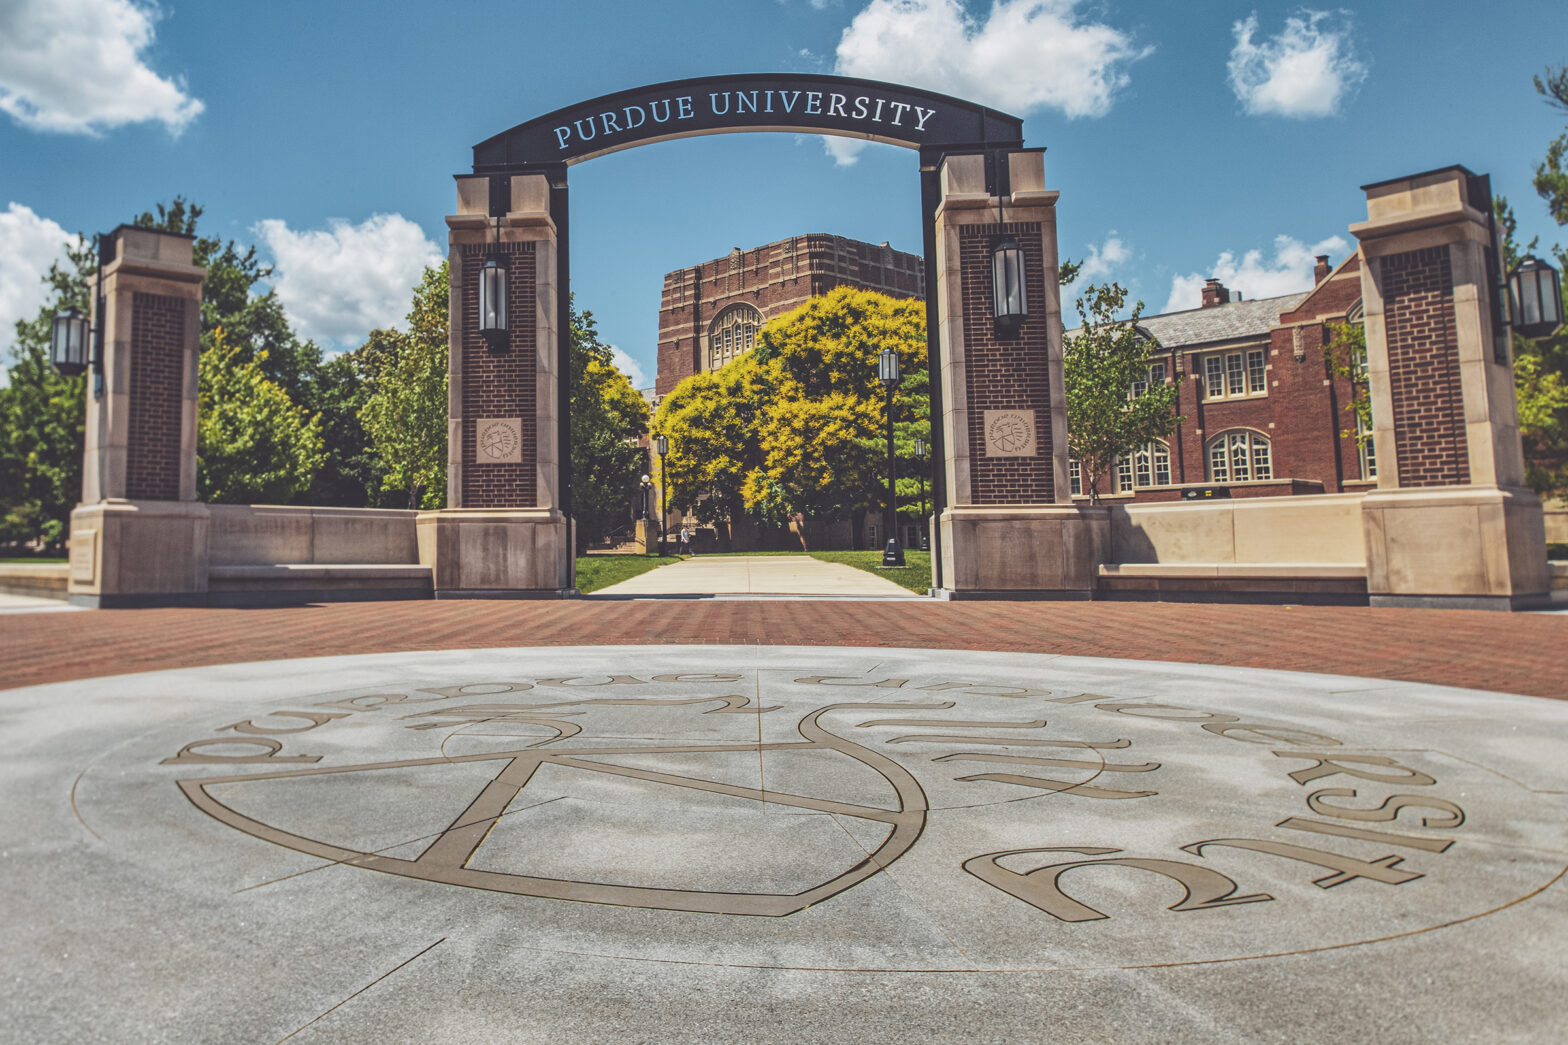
[655,233,923,395]
[1071,253,1375,503]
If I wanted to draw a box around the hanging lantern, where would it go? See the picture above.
[1511,255,1563,340]
[992,235,1027,328]
[50,306,91,377]
[478,254,508,351]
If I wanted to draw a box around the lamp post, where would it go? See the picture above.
[654,433,669,556]
[639,474,651,521]
[1511,255,1564,340]
[878,346,905,567]
[914,435,928,551]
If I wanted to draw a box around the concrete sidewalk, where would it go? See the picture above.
[591,553,919,597]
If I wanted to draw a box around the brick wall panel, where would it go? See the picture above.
[460,243,538,508]
[126,292,185,500]
[1380,246,1468,487]
[959,222,1055,505]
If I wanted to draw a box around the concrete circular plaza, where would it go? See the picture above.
[2,595,1565,1043]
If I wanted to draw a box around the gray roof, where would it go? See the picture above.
[1136,293,1302,349]
[1065,292,1303,350]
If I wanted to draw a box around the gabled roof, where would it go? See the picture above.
[1134,293,1302,349]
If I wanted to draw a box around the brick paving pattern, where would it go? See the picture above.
[2,600,1562,699]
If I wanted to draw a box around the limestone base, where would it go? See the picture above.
[1361,485,1550,610]
[67,500,209,608]
[416,508,573,597]
[937,505,1109,596]
[635,518,659,555]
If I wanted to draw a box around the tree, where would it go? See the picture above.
[197,328,325,503]
[0,236,94,548]
[747,286,928,540]
[358,263,449,509]
[1063,283,1182,504]
[1495,194,1568,499]
[654,364,760,533]
[1534,65,1568,227]
[570,303,649,551]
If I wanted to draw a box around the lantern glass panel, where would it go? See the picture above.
[479,257,507,332]
[655,434,669,456]
[50,308,89,376]
[992,239,1027,319]
[879,347,900,385]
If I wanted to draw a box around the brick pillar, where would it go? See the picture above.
[1352,166,1549,609]
[934,150,1106,597]
[416,174,573,597]
[68,226,209,608]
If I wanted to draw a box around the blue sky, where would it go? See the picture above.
[2,0,1565,390]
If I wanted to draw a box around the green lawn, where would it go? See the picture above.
[0,557,66,564]
[808,549,931,593]
[574,554,681,593]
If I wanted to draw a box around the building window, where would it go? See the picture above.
[1130,361,1167,399]
[707,303,763,371]
[1200,348,1267,400]
[1069,457,1082,497]
[1357,410,1377,480]
[1112,441,1171,493]
[1207,430,1271,483]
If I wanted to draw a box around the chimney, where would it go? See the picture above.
[1201,278,1230,308]
[1314,254,1332,284]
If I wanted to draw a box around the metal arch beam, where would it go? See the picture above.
[473,73,1024,171]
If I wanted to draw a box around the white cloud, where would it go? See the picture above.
[1163,234,1349,313]
[833,0,1146,120]
[1227,10,1367,119]
[1077,232,1130,282]
[609,347,648,389]
[254,214,443,349]
[0,0,202,135]
[0,203,74,349]
[824,0,1145,165]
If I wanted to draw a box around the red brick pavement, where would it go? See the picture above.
[2,599,1564,700]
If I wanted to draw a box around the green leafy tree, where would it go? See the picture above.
[357,263,449,509]
[1534,65,1568,227]
[1496,191,1568,498]
[0,236,95,548]
[197,329,325,503]
[1064,283,1183,504]
[570,303,650,551]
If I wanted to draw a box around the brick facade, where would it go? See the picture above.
[459,242,538,507]
[1379,245,1470,487]
[960,222,1055,505]
[656,233,922,395]
[125,292,186,500]
[1075,254,1377,503]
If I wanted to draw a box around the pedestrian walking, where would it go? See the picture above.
[679,526,691,556]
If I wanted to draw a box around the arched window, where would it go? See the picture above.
[1206,430,1271,483]
[707,303,763,371]
[1113,440,1172,493]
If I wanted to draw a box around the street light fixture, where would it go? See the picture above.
[1511,255,1563,340]
[878,346,905,567]
[654,433,669,556]
[992,234,1027,334]
[50,231,108,397]
[50,307,90,377]
[478,253,508,352]
[914,435,929,551]
[639,473,652,521]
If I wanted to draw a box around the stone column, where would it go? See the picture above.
[933,150,1107,597]
[68,226,209,608]
[416,173,573,597]
[1352,166,1549,609]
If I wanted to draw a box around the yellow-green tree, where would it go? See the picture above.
[653,359,767,529]
[749,286,927,531]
